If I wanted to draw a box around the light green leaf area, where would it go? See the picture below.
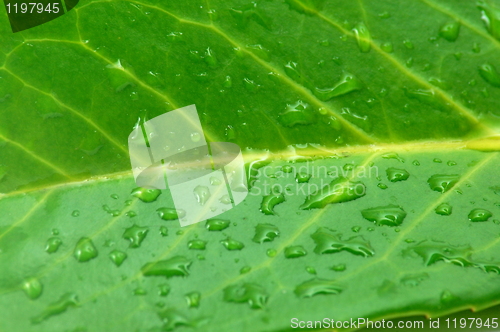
[2,0,500,331]
[1,0,500,192]
[1,149,500,332]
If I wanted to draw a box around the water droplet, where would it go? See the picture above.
[314,73,363,101]
[400,272,429,287]
[381,152,405,163]
[306,266,317,275]
[190,132,201,142]
[428,174,460,193]
[205,219,230,231]
[330,264,346,272]
[435,203,452,216]
[71,210,80,217]
[361,204,407,226]
[243,77,260,91]
[447,160,457,166]
[284,245,307,258]
[469,208,492,222]
[473,42,481,53]
[266,249,277,257]
[219,195,232,205]
[300,177,366,210]
[131,187,161,202]
[381,42,393,53]
[439,21,460,41]
[22,277,43,300]
[282,165,293,173]
[412,160,420,166]
[188,239,207,250]
[351,226,361,233]
[160,226,168,236]
[260,190,286,215]
[278,100,316,127]
[353,22,371,53]
[125,211,137,217]
[123,225,149,248]
[31,293,79,324]
[295,172,311,183]
[158,284,170,296]
[109,250,127,267]
[204,47,217,68]
[45,237,62,253]
[311,227,374,256]
[478,63,500,87]
[246,44,270,61]
[386,168,410,182]
[73,238,98,262]
[223,283,268,309]
[185,291,201,308]
[193,185,211,206]
[134,288,147,295]
[157,207,186,220]
[403,39,414,49]
[157,309,193,331]
[142,256,192,278]
[167,31,184,43]
[253,224,280,243]
[240,266,251,274]
[220,237,244,251]
[377,183,388,189]
[294,278,342,298]
[477,1,500,41]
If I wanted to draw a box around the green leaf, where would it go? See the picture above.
[2,0,500,331]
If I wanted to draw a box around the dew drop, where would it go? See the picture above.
[253,224,280,243]
[330,264,346,272]
[381,42,394,53]
[469,208,492,222]
[478,63,500,88]
[193,185,211,206]
[266,249,277,257]
[31,293,79,324]
[386,168,410,182]
[141,256,192,278]
[284,245,307,258]
[300,177,366,210]
[188,239,207,250]
[205,219,230,231]
[260,191,286,215]
[131,187,161,202]
[220,237,244,250]
[477,1,500,41]
[377,183,388,189]
[109,250,127,267]
[204,47,217,68]
[278,101,316,127]
[22,277,43,300]
[313,73,363,101]
[134,288,147,296]
[185,291,201,308]
[45,237,62,253]
[435,203,452,216]
[403,39,414,49]
[160,226,168,236]
[296,172,311,183]
[240,266,251,274]
[294,278,342,298]
[428,174,460,193]
[381,152,405,163]
[71,210,80,217]
[361,204,407,226]
[400,272,429,287]
[158,284,170,296]
[439,21,461,41]
[306,266,317,274]
[73,237,98,262]
[353,22,371,53]
[223,283,268,309]
[123,225,149,248]
[311,227,374,256]
[157,207,186,220]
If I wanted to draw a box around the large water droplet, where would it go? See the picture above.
[205,219,230,231]
[386,168,410,182]
[400,273,429,287]
[311,227,374,257]
[123,225,149,248]
[188,239,207,250]
[142,256,192,278]
[428,174,460,193]
[252,224,280,243]
[131,187,161,202]
[73,237,98,262]
[22,277,43,300]
[157,207,186,220]
[260,191,286,215]
[439,21,461,41]
[361,204,407,226]
[468,208,492,222]
[353,22,371,53]
[294,278,342,298]
[223,283,268,309]
[109,250,127,267]
[477,1,500,41]
[300,177,366,210]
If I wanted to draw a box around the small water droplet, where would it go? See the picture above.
[131,187,161,202]
[223,283,268,309]
[311,227,374,256]
[159,226,168,236]
[157,207,186,220]
[381,152,405,163]
[31,293,79,324]
[193,185,211,206]
[435,203,452,216]
[22,277,43,300]
[377,183,388,189]
[353,22,371,53]
[351,226,361,233]
[204,47,217,68]
[185,291,201,308]
[109,250,127,267]
[71,210,80,217]
[306,266,317,274]
[220,237,244,250]
[403,39,414,49]
[260,190,286,215]
[45,237,62,253]
[477,1,500,41]
[158,284,170,296]
[240,266,251,274]
[478,63,500,88]
[400,272,429,287]
[142,256,192,278]
[125,211,137,217]
[473,42,481,53]
[439,21,461,41]
[330,264,346,272]
[284,245,307,258]
[253,224,280,243]
[300,177,366,210]
[314,73,363,101]
[73,237,98,262]
[123,225,149,248]
[266,248,277,257]
[361,204,407,226]
[294,278,342,298]
[278,101,316,127]
[188,239,207,250]
[386,168,410,182]
[469,208,492,222]
[381,42,394,53]
[134,287,147,296]
[205,219,230,231]
[428,174,460,193]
